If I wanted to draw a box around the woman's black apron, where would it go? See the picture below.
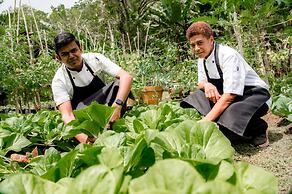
[181,43,270,136]
[66,60,125,110]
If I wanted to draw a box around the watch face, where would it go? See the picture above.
[115,99,124,106]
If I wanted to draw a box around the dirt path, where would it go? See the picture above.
[233,112,292,194]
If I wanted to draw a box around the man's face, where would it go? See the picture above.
[57,41,83,71]
[189,34,214,59]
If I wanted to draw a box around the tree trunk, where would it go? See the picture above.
[257,24,272,73]
[107,21,115,49]
[33,90,41,111]
[232,8,244,55]
[14,94,22,113]
[254,35,267,75]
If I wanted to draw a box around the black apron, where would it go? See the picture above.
[181,43,270,136]
[66,60,124,110]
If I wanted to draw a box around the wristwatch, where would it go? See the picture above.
[115,99,124,106]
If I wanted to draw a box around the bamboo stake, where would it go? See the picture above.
[43,30,49,54]
[16,0,21,44]
[102,31,107,54]
[28,0,44,53]
[144,21,151,56]
[21,5,33,64]
[122,33,126,55]
[137,26,140,55]
[7,10,14,50]
[13,0,16,25]
[85,27,94,50]
[127,32,132,53]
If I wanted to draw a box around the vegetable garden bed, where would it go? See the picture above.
[0,102,281,193]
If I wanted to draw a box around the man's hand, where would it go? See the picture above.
[108,103,122,127]
[75,133,89,143]
[204,82,221,103]
[75,133,96,144]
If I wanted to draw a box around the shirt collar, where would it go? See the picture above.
[205,42,216,63]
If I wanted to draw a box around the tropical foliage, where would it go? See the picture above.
[0,0,290,112]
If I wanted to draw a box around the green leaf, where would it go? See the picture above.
[271,94,292,119]
[152,120,234,164]
[0,174,64,194]
[195,180,243,194]
[75,144,103,167]
[94,130,126,148]
[62,165,124,194]
[98,147,123,169]
[66,102,115,137]
[139,109,162,129]
[29,147,61,176]
[41,150,79,182]
[129,159,205,194]
[234,162,278,194]
[74,102,115,128]
[1,133,31,155]
[122,138,148,173]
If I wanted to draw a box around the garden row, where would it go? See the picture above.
[0,102,277,194]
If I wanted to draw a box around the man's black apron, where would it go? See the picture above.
[181,43,270,136]
[66,60,125,111]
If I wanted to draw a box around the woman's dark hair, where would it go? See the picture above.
[54,32,80,54]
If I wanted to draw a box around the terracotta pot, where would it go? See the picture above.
[142,86,163,105]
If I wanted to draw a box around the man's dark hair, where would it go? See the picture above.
[54,32,80,54]
[186,21,214,40]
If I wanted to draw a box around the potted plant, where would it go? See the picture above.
[137,56,165,105]
[142,82,164,105]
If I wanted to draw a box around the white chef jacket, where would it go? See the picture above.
[52,53,121,106]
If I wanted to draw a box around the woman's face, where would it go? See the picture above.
[189,34,214,59]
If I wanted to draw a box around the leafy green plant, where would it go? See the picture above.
[271,94,292,122]
[0,102,278,193]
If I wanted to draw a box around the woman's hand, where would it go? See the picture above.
[204,82,221,103]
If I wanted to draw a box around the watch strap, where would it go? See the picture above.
[115,99,124,106]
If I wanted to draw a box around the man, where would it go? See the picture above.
[181,22,271,147]
[52,32,133,143]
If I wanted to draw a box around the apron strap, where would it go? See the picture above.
[66,68,77,88]
[203,59,210,81]
[84,58,105,85]
[203,43,223,81]
[84,60,96,76]
[214,43,223,79]
[66,59,106,89]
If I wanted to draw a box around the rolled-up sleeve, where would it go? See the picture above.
[222,53,246,95]
[52,78,71,106]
